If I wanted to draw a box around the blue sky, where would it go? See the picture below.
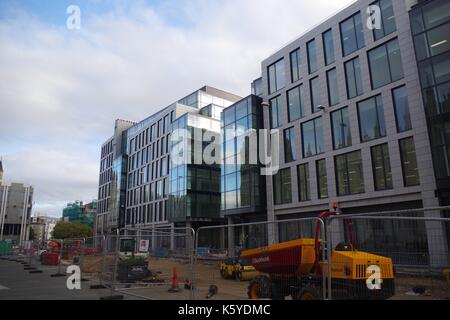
[0,0,354,217]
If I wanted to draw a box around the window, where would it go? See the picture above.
[327,68,340,106]
[358,95,386,142]
[372,0,396,41]
[335,150,365,196]
[298,164,310,201]
[323,29,335,65]
[307,39,318,74]
[368,38,404,89]
[310,77,321,113]
[268,59,286,94]
[340,12,365,56]
[270,95,283,128]
[273,168,292,205]
[371,144,393,191]
[392,86,412,132]
[414,23,450,61]
[287,85,305,122]
[430,121,450,178]
[399,137,420,187]
[290,49,301,82]
[284,127,298,163]
[302,117,324,158]
[331,107,352,149]
[316,159,328,199]
[345,57,364,99]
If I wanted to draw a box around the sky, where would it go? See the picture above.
[0,0,355,217]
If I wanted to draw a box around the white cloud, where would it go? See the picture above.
[0,0,354,217]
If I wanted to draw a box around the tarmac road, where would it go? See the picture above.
[0,257,141,300]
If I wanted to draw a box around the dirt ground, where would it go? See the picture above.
[82,255,450,300]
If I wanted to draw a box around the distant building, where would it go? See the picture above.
[0,160,34,246]
[32,214,59,243]
[62,200,97,227]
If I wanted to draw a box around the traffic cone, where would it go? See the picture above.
[168,267,180,293]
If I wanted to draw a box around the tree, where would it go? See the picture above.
[29,228,35,241]
[51,221,93,239]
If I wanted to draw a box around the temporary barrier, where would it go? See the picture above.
[193,217,326,300]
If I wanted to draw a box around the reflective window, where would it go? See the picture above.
[268,59,286,94]
[331,107,352,150]
[371,143,393,191]
[340,12,365,56]
[399,137,420,187]
[345,57,364,99]
[430,121,450,178]
[307,39,318,74]
[327,68,340,106]
[310,76,321,113]
[357,95,386,142]
[302,117,324,158]
[392,86,412,132]
[422,0,450,30]
[287,85,305,122]
[323,29,335,66]
[316,159,328,199]
[368,38,404,89]
[273,168,292,205]
[372,0,396,41]
[270,95,283,128]
[298,164,310,201]
[284,127,298,163]
[335,150,365,196]
[290,49,301,82]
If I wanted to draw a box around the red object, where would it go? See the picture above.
[171,267,179,289]
[41,252,59,265]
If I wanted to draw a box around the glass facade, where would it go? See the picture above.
[168,113,221,222]
[301,117,324,158]
[411,0,450,197]
[399,137,420,187]
[287,85,305,122]
[345,57,363,99]
[307,39,318,74]
[221,96,265,215]
[297,163,310,201]
[357,95,386,142]
[371,143,393,191]
[331,107,352,150]
[273,168,292,205]
[270,95,283,128]
[327,68,340,106]
[392,86,412,132]
[284,127,297,163]
[340,12,365,56]
[316,159,328,199]
[323,29,335,66]
[372,0,396,41]
[335,150,365,196]
[368,38,404,89]
[310,76,321,113]
[268,59,286,94]
[290,48,301,83]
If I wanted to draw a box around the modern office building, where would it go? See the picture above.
[0,161,34,246]
[96,119,136,236]
[259,0,449,265]
[220,94,267,251]
[97,86,240,248]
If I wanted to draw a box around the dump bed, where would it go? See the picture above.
[240,239,316,275]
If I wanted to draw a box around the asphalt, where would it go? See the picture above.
[0,256,141,300]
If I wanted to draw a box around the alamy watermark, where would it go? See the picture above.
[66,5,81,30]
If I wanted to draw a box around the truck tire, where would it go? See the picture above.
[296,285,322,300]
[248,275,271,300]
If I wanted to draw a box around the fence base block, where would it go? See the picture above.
[50,273,66,277]
[90,284,107,289]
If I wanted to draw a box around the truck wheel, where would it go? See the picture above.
[296,286,322,300]
[248,276,271,300]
